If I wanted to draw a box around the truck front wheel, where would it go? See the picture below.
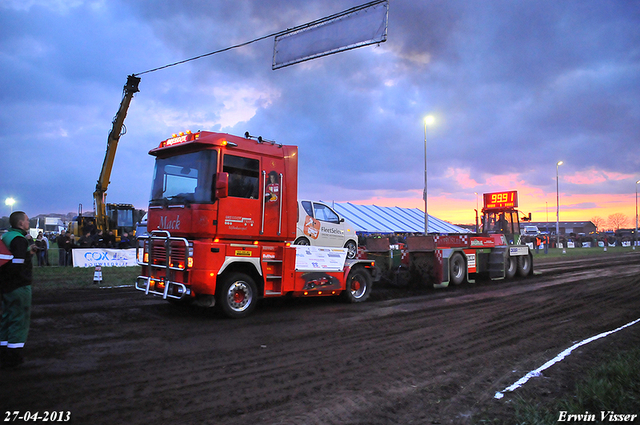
[342,267,372,303]
[218,273,258,319]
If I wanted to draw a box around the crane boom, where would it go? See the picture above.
[94,74,141,233]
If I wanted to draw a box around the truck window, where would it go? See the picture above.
[150,150,217,206]
[313,202,340,224]
[223,155,260,199]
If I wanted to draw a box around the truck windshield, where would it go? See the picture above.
[149,150,217,206]
[483,211,518,235]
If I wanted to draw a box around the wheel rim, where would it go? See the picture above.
[508,257,516,274]
[349,274,367,299]
[522,256,530,271]
[345,242,357,258]
[452,258,463,279]
[226,281,252,312]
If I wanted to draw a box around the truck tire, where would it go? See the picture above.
[218,272,258,319]
[449,252,466,285]
[505,256,517,279]
[342,266,372,303]
[344,240,357,259]
[517,254,532,277]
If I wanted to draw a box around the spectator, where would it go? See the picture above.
[78,232,94,248]
[35,232,47,267]
[118,232,132,249]
[95,230,106,248]
[107,231,116,248]
[66,234,76,266]
[62,231,74,266]
[82,219,96,237]
[56,232,68,266]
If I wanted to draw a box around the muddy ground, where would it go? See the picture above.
[2,252,640,424]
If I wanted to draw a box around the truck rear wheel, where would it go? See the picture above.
[449,252,466,285]
[218,273,258,319]
[517,254,532,277]
[505,256,517,279]
[342,267,372,303]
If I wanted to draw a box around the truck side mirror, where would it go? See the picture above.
[216,172,229,199]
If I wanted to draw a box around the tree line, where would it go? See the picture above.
[590,213,636,232]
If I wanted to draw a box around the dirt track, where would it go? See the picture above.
[2,252,640,424]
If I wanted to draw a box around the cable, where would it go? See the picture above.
[133,0,386,76]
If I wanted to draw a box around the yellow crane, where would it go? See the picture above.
[71,75,142,240]
[93,75,141,237]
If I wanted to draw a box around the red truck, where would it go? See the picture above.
[135,131,375,318]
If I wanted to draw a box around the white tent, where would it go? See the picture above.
[325,202,471,234]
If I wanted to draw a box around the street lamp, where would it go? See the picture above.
[423,115,435,235]
[635,180,640,250]
[556,161,563,251]
[5,197,15,214]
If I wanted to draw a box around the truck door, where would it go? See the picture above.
[217,154,262,239]
[262,161,285,238]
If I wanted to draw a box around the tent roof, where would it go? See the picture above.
[323,202,471,234]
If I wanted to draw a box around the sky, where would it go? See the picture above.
[1,0,639,228]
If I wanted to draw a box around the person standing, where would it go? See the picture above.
[56,232,67,266]
[35,232,47,267]
[65,233,75,266]
[0,211,36,369]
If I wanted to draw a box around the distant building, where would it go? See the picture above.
[44,217,66,233]
[521,221,596,235]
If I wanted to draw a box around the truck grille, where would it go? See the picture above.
[138,231,190,270]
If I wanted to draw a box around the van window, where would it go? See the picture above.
[313,202,340,224]
[301,201,313,217]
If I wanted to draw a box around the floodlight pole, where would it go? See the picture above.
[423,116,434,234]
[556,161,563,252]
[423,121,428,235]
[633,180,640,249]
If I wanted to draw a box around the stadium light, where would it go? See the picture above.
[5,197,15,214]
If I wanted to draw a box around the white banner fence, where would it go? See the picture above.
[72,248,138,268]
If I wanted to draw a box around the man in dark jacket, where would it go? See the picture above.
[1,211,36,369]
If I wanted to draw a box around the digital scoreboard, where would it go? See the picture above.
[483,190,518,210]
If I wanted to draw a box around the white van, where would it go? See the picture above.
[521,225,540,237]
[294,200,358,258]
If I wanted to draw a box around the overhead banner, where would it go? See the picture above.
[72,248,138,268]
[273,0,388,70]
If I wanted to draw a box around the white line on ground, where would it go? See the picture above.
[494,317,640,399]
